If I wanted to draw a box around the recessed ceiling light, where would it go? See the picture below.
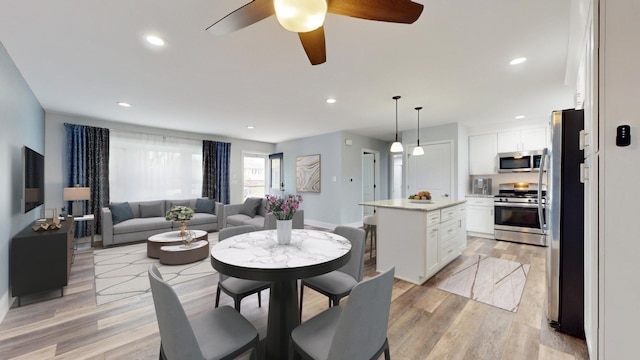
[515,115,526,119]
[510,57,527,65]
[145,35,165,47]
[326,98,336,104]
[247,125,255,129]
[117,102,131,108]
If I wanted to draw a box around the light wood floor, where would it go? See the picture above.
[0,234,588,359]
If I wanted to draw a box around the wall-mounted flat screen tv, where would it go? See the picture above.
[24,146,44,213]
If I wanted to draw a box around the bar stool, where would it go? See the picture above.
[363,214,377,259]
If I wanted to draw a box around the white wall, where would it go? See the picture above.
[44,112,275,211]
[599,0,640,357]
[0,41,45,321]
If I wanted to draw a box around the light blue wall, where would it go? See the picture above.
[0,41,45,319]
[276,131,389,228]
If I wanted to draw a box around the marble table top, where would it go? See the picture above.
[210,229,351,270]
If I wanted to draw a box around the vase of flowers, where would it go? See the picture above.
[165,205,194,237]
[266,194,302,245]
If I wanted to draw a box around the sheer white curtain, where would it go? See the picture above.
[109,131,203,202]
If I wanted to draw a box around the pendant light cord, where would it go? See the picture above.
[393,96,401,141]
[416,106,422,146]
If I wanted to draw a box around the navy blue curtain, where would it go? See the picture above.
[202,140,230,204]
[65,123,110,237]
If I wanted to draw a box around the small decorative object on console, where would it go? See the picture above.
[165,206,194,237]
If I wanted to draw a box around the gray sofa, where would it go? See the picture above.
[101,198,223,247]
[223,197,304,230]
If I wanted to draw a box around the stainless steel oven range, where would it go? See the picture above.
[494,182,546,246]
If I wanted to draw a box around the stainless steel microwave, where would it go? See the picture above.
[498,150,544,173]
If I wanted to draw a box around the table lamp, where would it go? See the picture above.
[63,185,91,217]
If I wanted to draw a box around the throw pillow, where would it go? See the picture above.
[239,197,262,218]
[109,202,134,225]
[195,198,215,214]
[170,200,191,209]
[139,202,163,218]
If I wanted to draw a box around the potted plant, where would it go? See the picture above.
[165,205,194,237]
[265,194,303,244]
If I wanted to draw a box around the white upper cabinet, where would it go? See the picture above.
[497,127,547,153]
[469,133,497,175]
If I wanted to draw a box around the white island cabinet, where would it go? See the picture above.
[360,199,466,285]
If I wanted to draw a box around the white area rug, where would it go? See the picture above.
[93,232,218,305]
[438,255,530,312]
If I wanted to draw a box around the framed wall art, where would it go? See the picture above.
[296,154,321,192]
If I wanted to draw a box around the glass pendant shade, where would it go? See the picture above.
[390,141,404,153]
[413,146,424,155]
[274,0,328,33]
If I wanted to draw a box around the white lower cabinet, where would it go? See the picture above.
[376,202,467,285]
[465,196,495,239]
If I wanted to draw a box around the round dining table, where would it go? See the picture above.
[210,229,351,360]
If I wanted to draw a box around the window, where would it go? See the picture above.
[243,153,267,200]
[269,152,284,192]
[109,131,203,202]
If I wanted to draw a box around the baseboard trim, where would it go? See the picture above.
[0,290,12,324]
[304,220,364,231]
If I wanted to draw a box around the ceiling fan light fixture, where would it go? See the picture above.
[274,0,327,33]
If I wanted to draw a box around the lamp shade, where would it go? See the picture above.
[274,0,327,32]
[390,141,404,153]
[63,187,91,201]
[413,146,424,156]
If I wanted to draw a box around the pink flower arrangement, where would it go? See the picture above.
[265,194,303,220]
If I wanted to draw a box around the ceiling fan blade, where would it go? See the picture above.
[328,0,424,24]
[299,27,327,65]
[206,0,274,35]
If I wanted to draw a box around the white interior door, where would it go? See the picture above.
[407,142,452,199]
[362,152,375,216]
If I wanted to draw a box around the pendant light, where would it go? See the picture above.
[390,96,404,153]
[413,107,424,156]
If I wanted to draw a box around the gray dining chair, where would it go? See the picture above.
[299,225,366,320]
[263,210,305,230]
[148,265,259,360]
[215,225,270,312]
[291,267,395,360]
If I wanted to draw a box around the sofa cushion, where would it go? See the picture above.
[187,213,217,226]
[240,197,262,218]
[195,198,215,214]
[113,217,172,235]
[110,202,134,225]
[226,214,254,227]
[169,200,191,209]
[139,202,163,218]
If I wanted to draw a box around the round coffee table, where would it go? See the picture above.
[159,240,209,265]
[147,230,207,258]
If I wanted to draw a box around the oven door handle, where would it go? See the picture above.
[494,202,539,208]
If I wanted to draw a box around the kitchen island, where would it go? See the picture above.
[360,199,466,285]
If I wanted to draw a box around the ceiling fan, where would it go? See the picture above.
[206,0,424,65]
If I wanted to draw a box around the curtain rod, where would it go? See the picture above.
[63,122,231,144]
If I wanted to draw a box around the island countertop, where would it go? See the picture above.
[360,198,466,212]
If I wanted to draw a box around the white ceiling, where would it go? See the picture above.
[0,0,576,143]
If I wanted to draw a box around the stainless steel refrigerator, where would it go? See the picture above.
[541,109,585,338]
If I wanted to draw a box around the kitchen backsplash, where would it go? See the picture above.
[470,173,539,195]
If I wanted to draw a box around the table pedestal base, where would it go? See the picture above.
[265,280,300,360]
